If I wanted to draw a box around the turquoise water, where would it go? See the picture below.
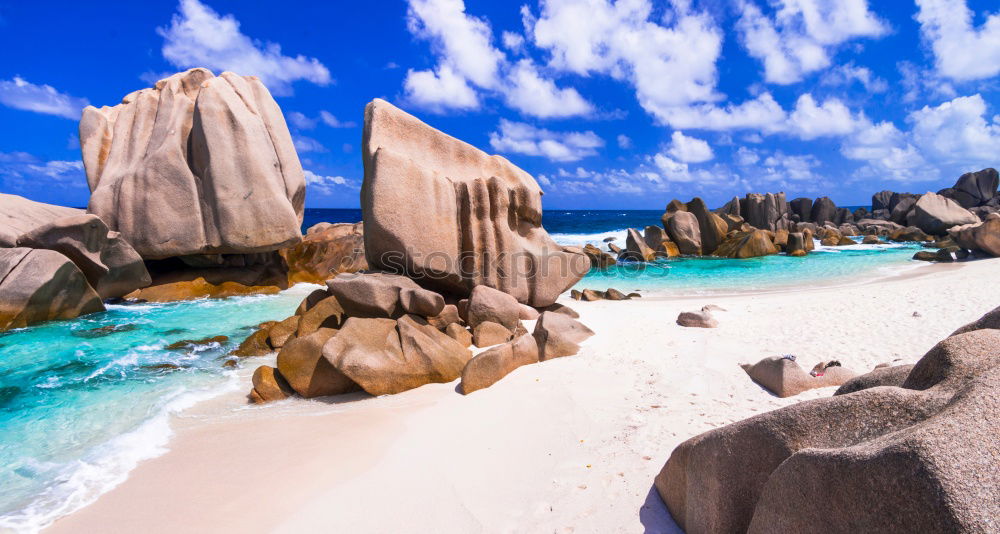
[572,239,926,294]
[0,287,312,532]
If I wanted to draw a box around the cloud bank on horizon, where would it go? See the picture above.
[1,0,999,209]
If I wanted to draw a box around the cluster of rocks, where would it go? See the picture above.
[582,169,1000,267]
[0,195,150,330]
[246,272,590,402]
[0,70,371,331]
[656,306,1000,532]
[246,99,592,401]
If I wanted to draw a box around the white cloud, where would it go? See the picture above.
[503,59,594,118]
[652,154,694,182]
[841,121,932,182]
[786,94,866,139]
[0,77,89,119]
[820,62,887,92]
[293,136,327,153]
[287,111,317,130]
[735,146,760,166]
[0,152,87,192]
[527,0,723,124]
[404,0,594,118]
[736,0,888,84]
[403,66,480,112]
[916,0,1000,81]
[502,31,526,54]
[668,131,714,163]
[303,169,358,195]
[617,134,633,149]
[652,92,787,131]
[489,119,603,162]
[406,0,504,89]
[319,111,356,128]
[907,94,1000,164]
[158,0,331,96]
[840,94,1000,183]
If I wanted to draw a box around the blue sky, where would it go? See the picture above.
[1,0,999,209]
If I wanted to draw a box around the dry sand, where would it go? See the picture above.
[47,258,1000,533]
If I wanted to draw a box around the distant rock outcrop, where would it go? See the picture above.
[81,68,306,260]
[908,192,978,235]
[279,222,367,285]
[360,98,587,307]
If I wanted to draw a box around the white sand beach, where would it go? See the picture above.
[46,259,1000,533]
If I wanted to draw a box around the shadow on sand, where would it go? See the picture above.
[639,485,683,534]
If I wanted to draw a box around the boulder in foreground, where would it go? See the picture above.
[656,311,1000,533]
[360,98,587,307]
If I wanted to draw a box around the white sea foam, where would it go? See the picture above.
[0,376,241,534]
[550,228,630,247]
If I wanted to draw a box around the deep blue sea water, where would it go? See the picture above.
[1,208,916,531]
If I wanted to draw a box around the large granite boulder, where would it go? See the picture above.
[81,68,305,260]
[740,356,857,397]
[871,190,893,212]
[948,168,998,207]
[890,195,920,224]
[809,197,836,225]
[0,248,105,330]
[466,285,521,330]
[16,214,150,299]
[582,244,616,268]
[276,328,356,398]
[360,98,587,307]
[0,193,82,246]
[908,192,978,235]
[656,314,1000,533]
[742,193,787,231]
[789,197,812,223]
[949,213,1000,256]
[322,315,471,396]
[326,272,442,319]
[621,228,656,261]
[713,230,778,259]
[279,222,367,285]
[664,211,702,255]
[687,198,727,254]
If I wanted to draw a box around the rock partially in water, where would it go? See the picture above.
[165,335,229,350]
[0,248,105,331]
[71,323,139,339]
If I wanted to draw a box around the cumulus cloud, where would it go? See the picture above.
[0,77,89,119]
[293,135,327,153]
[527,0,722,123]
[303,169,358,195]
[288,110,357,130]
[668,131,714,163]
[0,152,87,192]
[907,94,1000,164]
[404,65,480,112]
[736,0,888,84]
[489,119,603,162]
[840,94,1000,182]
[404,0,595,118]
[158,0,331,96]
[915,0,1000,81]
[820,62,887,92]
[617,134,633,149]
[503,60,594,118]
[786,94,866,139]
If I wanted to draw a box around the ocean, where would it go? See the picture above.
[0,208,919,531]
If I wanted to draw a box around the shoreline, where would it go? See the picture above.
[44,257,1000,533]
